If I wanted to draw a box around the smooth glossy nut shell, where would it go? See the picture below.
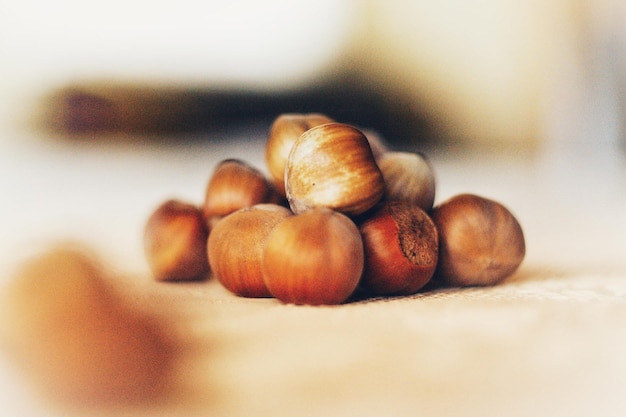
[262,208,364,305]
[202,159,281,222]
[431,194,525,286]
[360,128,390,160]
[208,204,292,297]
[144,199,210,281]
[377,151,436,211]
[286,123,385,216]
[265,113,334,196]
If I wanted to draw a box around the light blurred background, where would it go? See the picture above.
[1,0,624,149]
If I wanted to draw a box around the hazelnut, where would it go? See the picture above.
[265,113,335,197]
[0,246,174,406]
[202,159,282,224]
[262,208,364,305]
[358,201,438,296]
[207,204,292,298]
[360,128,390,159]
[431,193,525,287]
[377,151,436,211]
[144,199,210,281]
[285,123,385,216]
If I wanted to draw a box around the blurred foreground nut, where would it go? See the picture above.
[431,194,525,286]
[202,159,283,225]
[144,199,210,281]
[358,201,438,296]
[377,151,436,211]
[262,208,364,305]
[265,113,334,197]
[208,204,292,298]
[0,246,175,409]
[286,123,385,216]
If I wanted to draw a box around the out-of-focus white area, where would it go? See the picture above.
[0,0,361,130]
[0,0,359,86]
[364,0,626,147]
[1,0,625,146]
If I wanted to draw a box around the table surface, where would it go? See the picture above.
[1,123,626,417]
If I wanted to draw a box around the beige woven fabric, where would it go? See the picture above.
[1,133,625,417]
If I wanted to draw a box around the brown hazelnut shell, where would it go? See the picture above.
[265,113,334,197]
[262,208,364,305]
[144,199,210,281]
[358,201,438,295]
[202,159,282,222]
[285,123,385,216]
[431,193,525,287]
[377,151,436,211]
[207,204,292,298]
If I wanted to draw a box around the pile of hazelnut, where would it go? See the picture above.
[144,113,526,305]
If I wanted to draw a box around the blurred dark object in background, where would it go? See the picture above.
[39,76,439,149]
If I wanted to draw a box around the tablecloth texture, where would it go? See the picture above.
[1,127,625,417]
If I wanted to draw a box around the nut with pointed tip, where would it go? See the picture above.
[265,113,335,197]
[431,194,525,287]
[144,199,210,281]
[377,151,436,211]
[208,204,292,298]
[262,208,364,305]
[202,159,282,225]
[358,201,438,295]
[285,123,385,216]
